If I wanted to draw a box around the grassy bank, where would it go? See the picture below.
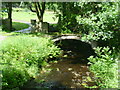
[0,35,60,89]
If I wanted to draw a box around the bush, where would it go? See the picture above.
[0,35,60,89]
[88,47,118,88]
[1,61,30,89]
[78,2,119,42]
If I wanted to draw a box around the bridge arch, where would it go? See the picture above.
[52,35,97,59]
[52,35,81,42]
[52,35,97,48]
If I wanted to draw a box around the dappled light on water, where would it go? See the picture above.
[22,39,98,89]
[35,58,97,88]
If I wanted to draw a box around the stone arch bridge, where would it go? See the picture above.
[51,34,97,48]
[51,34,97,59]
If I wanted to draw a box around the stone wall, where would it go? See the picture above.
[30,19,49,33]
[0,18,11,30]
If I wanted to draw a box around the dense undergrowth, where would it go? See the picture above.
[88,47,118,88]
[0,35,60,89]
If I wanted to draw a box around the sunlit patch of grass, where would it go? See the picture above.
[11,11,58,23]
[4,10,58,23]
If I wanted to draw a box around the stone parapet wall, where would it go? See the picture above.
[30,19,49,33]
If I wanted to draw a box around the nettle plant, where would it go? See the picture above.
[88,47,118,88]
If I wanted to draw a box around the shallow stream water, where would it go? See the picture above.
[39,59,96,88]
[22,39,97,89]
[22,56,97,89]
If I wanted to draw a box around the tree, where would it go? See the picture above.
[50,2,79,33]
[1,2,12,31]
[29,2,46,23]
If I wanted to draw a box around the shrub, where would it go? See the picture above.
[1,61,30,89]
[1,35,60,66]
[78,2,119,43]
[88,47,118,88]
[0,35,60,89]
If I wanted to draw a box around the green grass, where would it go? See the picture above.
[1,22,29,34]
[9,11,58,23]
[12,22,29,31]
[0,31,23,36]
[0,24,27,36]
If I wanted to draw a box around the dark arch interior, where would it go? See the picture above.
[55,39,96,62]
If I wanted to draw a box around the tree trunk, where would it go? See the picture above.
[30,2,46,33]
[62,2,67,22]
[8,2,12,31]
[34,2,45,23]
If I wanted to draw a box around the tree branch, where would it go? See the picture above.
[34,2,41,21]
[28,3,36,12]
[37,2,42,13]
[42,2,46,14]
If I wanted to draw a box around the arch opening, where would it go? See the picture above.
[55,39,96,63]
